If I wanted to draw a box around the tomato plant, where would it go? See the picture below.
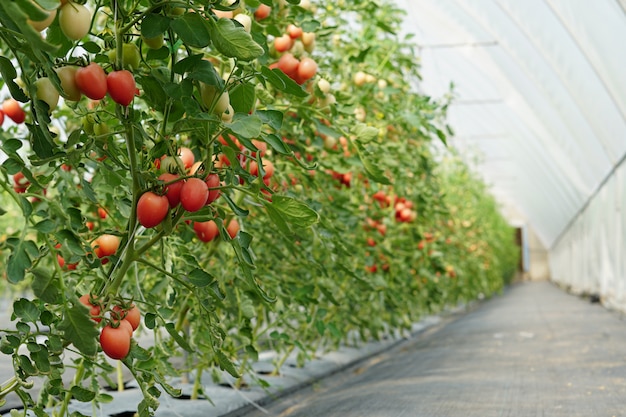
[0,0,518,415]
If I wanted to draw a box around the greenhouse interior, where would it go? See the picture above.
[0,0,624,416]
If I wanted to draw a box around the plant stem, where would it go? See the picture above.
[272,344,295,376]
[190,365,204,400]
[57,359,85,417]
[117,360,125,392]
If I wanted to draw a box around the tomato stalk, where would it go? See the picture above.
[190,365,204,400]
[116,360,125,392]
[57,358,86,417]
[0,376,20,400]
[271,344,295,376]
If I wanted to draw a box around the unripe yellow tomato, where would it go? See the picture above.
[55,66,81,101]
[34,77,59,112]
[59,3,92,40]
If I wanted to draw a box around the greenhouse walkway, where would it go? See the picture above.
[239,281,626,417]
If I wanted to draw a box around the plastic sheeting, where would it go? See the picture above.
[395,0,626,249]
[393,0,626,303]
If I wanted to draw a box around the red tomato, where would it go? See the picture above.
[159,173,184,208]
[57,254,78,271]
[297,57,317,83]
[204,173,221,205]
[91,234,120,263]
[115,319,134,336]
[2,99,25,124]
[114,305,140,331]
[180,178,209,212]
[86,221,94,231]
[251,139,267,157]
[97,207,107,219]
[178,147,195,170]
[13,172,29,193]
[226,218,240,239]
[194,220,220,243]
[250,159,275,179]
[107,70,136,106]
[75,63,107,100]
[100,324,131,360]
[287,24,303,39]
[0,109,4,126]
[137,191,169,228]
[276,53,299,80]
[254,4,271,20]
[79,294,101,322]
[274,34,293,52]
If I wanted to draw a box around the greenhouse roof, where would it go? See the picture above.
[395,0,626,248]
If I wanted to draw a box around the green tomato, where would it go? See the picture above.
[201,83,230,115]
[93,121,109,137]
[34,77,59,112]
[107,43,141,70]
[142,33,164,50]
[82,114,95,134]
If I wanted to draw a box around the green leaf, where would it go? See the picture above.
[0,56,28,102]
[188,268,215,288]
[0,2,58,54]
[266,195,319,229]
[229,82,256,114]
[187,60,224,88]
[354,141,392,185]
[221,193,249,217]
[171,13,211,48]
[165,323,192,352]
[18,355,37,376]
[70,386,97,402]
[215,350,240,378]
[263,133,291,155]
[58,304,99,357]
[13,298,40,323]
[31,268,62,304]
[153,373,182,398]
[260,67,308,97]
[141,14,170,39]
[351,123,378,143]
[226,114,262,139]
[79,178,98,204]
[208,18,264,61]
[7,239,35,283]
[34,219,55,233]
[29,123,56,159]
[2,138,24,154]
[31,349,50,373]
[256,110,283,131]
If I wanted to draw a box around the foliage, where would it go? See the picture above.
[0,0,518,415]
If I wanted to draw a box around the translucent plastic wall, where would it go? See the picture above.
[395,0,626,306]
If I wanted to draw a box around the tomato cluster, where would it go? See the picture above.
[80,295,141,360]
[74,63,136,106]
[269,22,317,85]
